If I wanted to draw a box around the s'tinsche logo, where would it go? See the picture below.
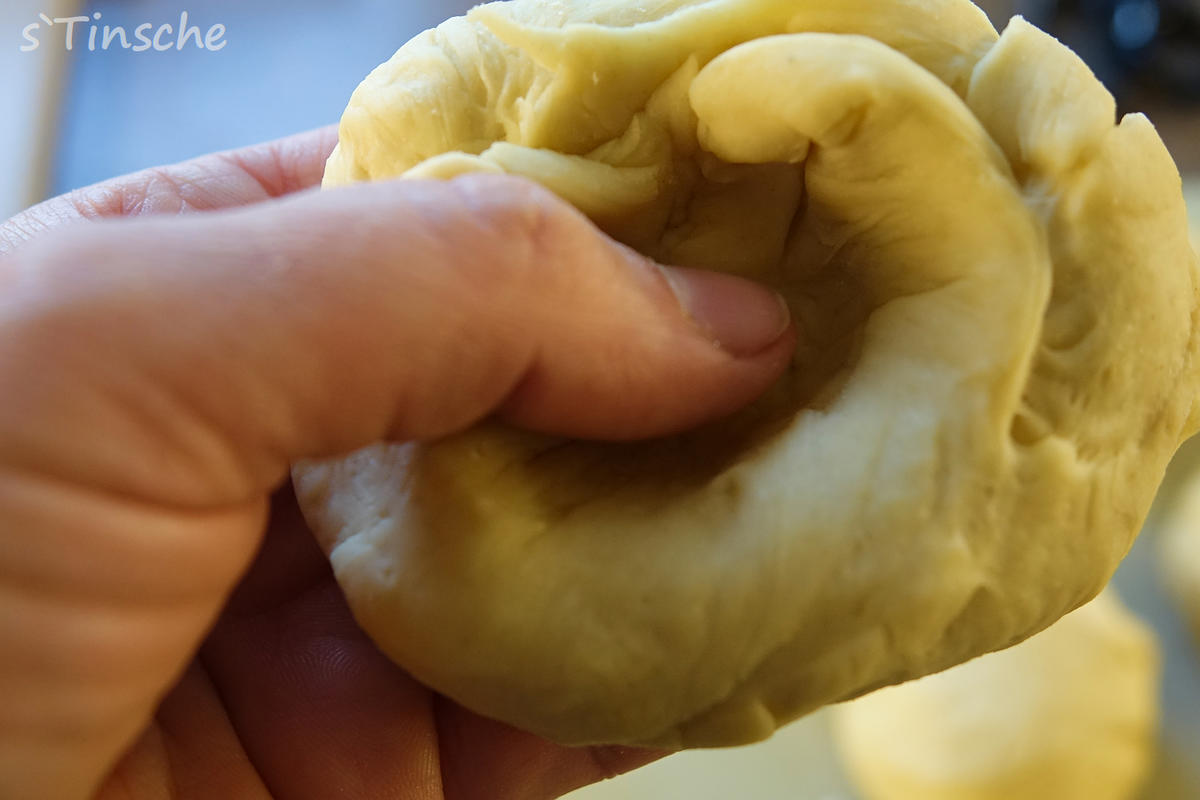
[20,11,227,53]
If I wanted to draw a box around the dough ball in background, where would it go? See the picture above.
[831,590,1159,800]
[1157,174,1200,642]
[1160,471,1200,644]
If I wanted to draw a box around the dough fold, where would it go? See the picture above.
[297,0,1200,747]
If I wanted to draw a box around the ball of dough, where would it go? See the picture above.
[296,0,1200,747]
[830,590,1159,800]
[1160,470,1200,643]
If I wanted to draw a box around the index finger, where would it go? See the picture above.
[0,125,339,256]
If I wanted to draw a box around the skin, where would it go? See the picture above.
[0,127,794,800]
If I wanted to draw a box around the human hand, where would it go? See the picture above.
[0,128,794,800]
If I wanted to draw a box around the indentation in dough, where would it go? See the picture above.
[300,0,1200,748]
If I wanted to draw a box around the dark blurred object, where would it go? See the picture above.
[1017,0,1200,101]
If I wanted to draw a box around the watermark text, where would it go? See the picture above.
[20,11,226,53]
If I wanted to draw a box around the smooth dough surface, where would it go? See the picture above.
[831,590,1159,800]
[296,0,1200,747]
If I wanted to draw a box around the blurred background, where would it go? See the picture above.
[1,1,1198,798]
[0,0,472,218]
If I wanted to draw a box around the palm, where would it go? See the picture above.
[98,488,645,800]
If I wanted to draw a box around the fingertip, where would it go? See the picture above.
[659,266,793,359]
[489,241,797,441]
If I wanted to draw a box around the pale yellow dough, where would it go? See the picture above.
[831,590,1159,800]
[295,0,1200,747]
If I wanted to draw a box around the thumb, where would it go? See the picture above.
[2,173,794,506]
